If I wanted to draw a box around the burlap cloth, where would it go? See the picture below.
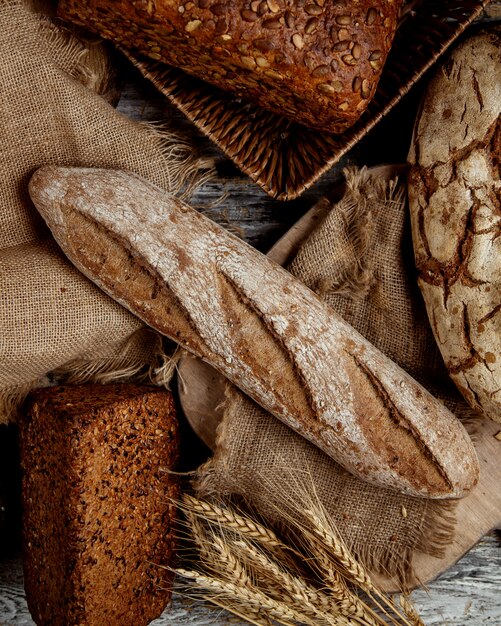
[1,0,477,588]
[196,167,478,587]
[0,0,211,423]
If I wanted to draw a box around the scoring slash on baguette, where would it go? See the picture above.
[29,166,479,498]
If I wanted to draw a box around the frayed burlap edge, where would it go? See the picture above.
[51,329,181,389]
[139,121,216,199]
[195,390,458,591]
[354,500,457,591]
[0,329,182,423]
[38,17,118,100]
[194,167,459,590]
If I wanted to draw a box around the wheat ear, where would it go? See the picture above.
[304,508,374,590]
[176,568,324,626]
[208,535,253,587]
[180,492,302,573]
[181,509,212,563]
[181,493,284,549]
[232,537,342,626]
[303,507,416,626]
[314,550,384,626]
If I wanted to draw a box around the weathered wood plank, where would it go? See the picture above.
[411,534,501,625]
[1,536,500,625]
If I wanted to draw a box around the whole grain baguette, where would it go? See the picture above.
[408,29,501,422]
[57,0,402,134]
[29,166,478,498]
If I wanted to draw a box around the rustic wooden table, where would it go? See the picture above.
[1,534,500,625]
[1,6,500,624]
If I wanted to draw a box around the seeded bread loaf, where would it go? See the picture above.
[408,29,501,422]
[20,384,180,626]
[57,0,403,133]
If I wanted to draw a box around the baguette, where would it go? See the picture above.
[57,0,402,133]
[29,166,479,498]
[408,29,501,422]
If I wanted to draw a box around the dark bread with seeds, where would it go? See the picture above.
[20,383,180,626]
[57,0,403,133]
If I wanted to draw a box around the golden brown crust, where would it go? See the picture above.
[20,383,179,626]
[408,29,501,422]
[28,166,479,498]
[57,0,402,133]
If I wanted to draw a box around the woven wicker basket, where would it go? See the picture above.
[128,0,490,201]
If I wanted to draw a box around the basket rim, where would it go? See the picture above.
[127,0,491,201]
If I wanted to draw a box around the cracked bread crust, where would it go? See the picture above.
[57,0,402,133]
[408,28,501,422]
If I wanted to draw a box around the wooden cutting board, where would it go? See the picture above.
[177,165,501,591]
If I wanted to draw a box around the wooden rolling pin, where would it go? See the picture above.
[28,166,478,498]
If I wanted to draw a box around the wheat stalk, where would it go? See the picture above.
[181,493,284,550]
[398,595,426,626]
[314,550,383,626]
[201,596,274,626]
[232,537,341,626]
[175,495,425,626]
[177,568,325,625]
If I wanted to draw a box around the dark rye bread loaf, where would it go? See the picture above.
[20,384,180,626]
[57,0,403,133]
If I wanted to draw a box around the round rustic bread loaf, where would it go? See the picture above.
[408,28,501,422]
